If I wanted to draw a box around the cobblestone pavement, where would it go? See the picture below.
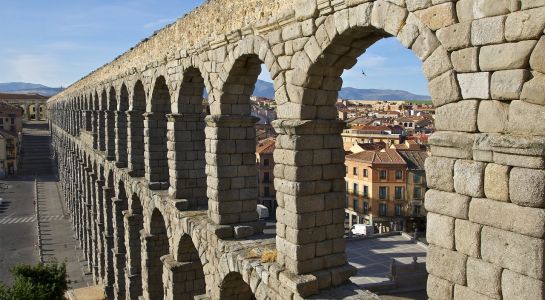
[347,235,427,287]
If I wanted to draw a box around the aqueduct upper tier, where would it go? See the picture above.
[48,0,545,299]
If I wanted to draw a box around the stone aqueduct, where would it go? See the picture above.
[47,0,545,299]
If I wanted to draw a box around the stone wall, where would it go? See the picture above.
[49,0,545,299]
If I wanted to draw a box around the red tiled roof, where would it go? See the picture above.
[256,138,275,154]
[346,149,407,165]
[0,101,23,117]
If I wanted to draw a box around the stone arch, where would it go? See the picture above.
[145,75,171,189]
[127,80,146,177]
[142,208,170,300]
[115,83,130,167]
[167,67,208,204]
[112,179,129,298]
[219,272,255,300]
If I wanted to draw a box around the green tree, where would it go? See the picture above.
[0,262,69,300]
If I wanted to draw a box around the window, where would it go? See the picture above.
[10,118,14,125]
[263,172,270,183]
[363,185,369,197]
[353,199,358,210]
[363,201,369,214]
[353,183,358,195]
[380,170,387,180]
[353,167,358,176]
[363,169,368,177]
[0,119,3,125]
[263,159,270,166]
[413,205,421,216]
[264,187,270,197]
[379,187,387,200]
[414,174,421,184]
[395,170,403,180]
[414,187,422,199]
[395,187,403,200]
[379,203,387,217]
[395,204,403,216]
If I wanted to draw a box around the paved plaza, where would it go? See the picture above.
[347,234,427,288]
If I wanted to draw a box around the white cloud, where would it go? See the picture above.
[360,54,387,68]
[3,54,64,86]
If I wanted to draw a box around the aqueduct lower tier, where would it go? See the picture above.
[49,0,545,299]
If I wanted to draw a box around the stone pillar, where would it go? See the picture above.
[160,255,205,300]
[102,187,115,299]
[141,231,168,300]
[97,111,106,151]
[35,102,39,120]
[112,198,127,299]
[166,113,206,206]
[84,110,92,131]
[24,104,30,120]
[272,119,354,285]
[124,213,143,300]
[143,112,168,190]
[94,180,105,283]
[205,115,259,236]
[127,111,145,177]
[115,111,128,168]
[105,110,116,160]
[91,111,98,149]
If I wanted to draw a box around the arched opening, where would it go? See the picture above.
[142,209,169,300]
[105,87,117,160]
[219,272,255,300]
[124,193,144,299]
[128,80,146,177]
[116,84,129,167]
[275,16,433,294]
[98,89,108,151]
[92,92,100,149]
[207,53,265,228]
[169,67,207,207]
[164,235,206,298]
[145,76,171,189]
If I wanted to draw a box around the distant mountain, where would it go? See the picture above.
[0,82,64,96]
[252,80,430,101]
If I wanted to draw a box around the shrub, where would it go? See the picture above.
[0,262,69,300]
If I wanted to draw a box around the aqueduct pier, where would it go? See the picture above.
[48,0,545,299]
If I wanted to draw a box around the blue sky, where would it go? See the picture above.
[0,0,429,95]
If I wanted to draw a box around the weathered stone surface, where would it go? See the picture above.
[469,197,545,238]
[458,73,490,99]
[428,70,462,107]
[406,0,432,12]
[427,244,467,285]
[455,0,474,22]
[425,189,470,219]
[451,47,479,73]
[483,163,510,201]
[490,69,531,100]
[505,7,545,42]
[471,16,505,46]
[436,100,478,132]
[436,22,471,51]
[466,257,502,299]
[427,274,453,300]
[521,0,545,10]
[477,100,509,133]
[453,285,494,300]
[429,131,475,159]
[479,41,537,71]
[455,219,481,258]
[473,0,512,19]
[509,167,545,208]
[481,226,544,280]
[422,46,452,80]
[508,101,545,136]
[425,156,455,192]
[502,269,545,300]
[521,72,545,106]
[426,213,454,249]
[530,37,545,73]
[454,160,485,197]
[415,2,457,31]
